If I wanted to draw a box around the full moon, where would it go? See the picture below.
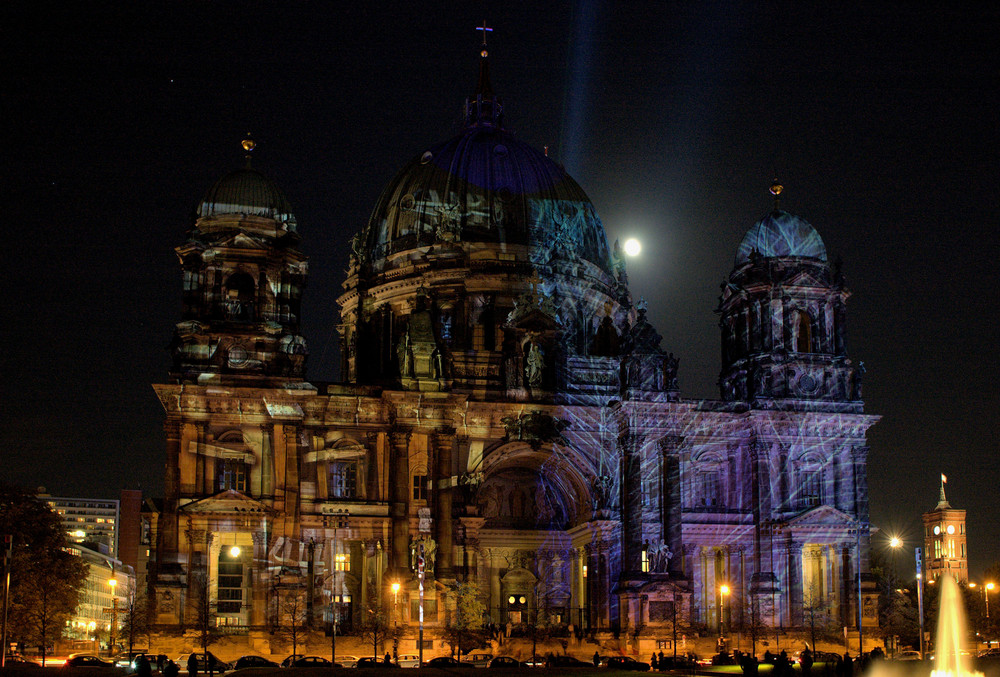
[623,238,642,257]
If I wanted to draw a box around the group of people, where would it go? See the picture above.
[729,646,887,677]
[129,654,178,677]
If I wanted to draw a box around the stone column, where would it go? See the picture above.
[749,439,772,574]
[433,427,455,578]
[658,436,683,573]
[619,433,644,576]
[787,540,803,626]
[162,421,181,552]
[390,431,411,576]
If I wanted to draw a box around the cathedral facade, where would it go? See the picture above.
[149,48,880,651]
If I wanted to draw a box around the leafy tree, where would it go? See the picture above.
[0,484,87,665]
[443,581,487,657]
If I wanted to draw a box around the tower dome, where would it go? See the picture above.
[734,209,826,266]
[197,167,297,231]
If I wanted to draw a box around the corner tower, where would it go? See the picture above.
[168,140,309,386]
[717,182,860,411]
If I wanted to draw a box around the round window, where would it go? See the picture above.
[933,526,940,535]
[420,151,433,164]
[400,194,415,211]
[508,596,515,604]
[947,525,955,534]
[519,596,526,604]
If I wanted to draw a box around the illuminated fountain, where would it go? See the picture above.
[930,575,982,677]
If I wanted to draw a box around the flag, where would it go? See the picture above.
[941,474,947,484]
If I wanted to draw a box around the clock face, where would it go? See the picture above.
[947,525,955,535]
[933,526,941,535]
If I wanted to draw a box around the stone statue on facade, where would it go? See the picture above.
[851,361,866,399]
[525,342,544,388]
[397,328,413,377]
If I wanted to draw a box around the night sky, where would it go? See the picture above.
[3,4,997,577]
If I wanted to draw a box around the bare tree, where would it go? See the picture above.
[119,581,149,656]
[273,587,309,659]
[191,573,221,677]
[358,582,390,660]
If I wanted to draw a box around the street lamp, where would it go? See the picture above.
[987,582,995,619]
[324,509,349,665]
[107,578,118,657]
[719,584,731,644]
[391,582,400,622]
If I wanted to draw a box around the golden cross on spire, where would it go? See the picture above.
[477,21,493,56]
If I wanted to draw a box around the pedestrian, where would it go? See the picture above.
[137,654,152,677]
[658,651,665,670]
[800,647,814,677]
[187,654,198,677]
[593,651,601,667]
[651,653,658,671]
[383,653,391,665]
[164,661,179,677]
[841,652,853,677]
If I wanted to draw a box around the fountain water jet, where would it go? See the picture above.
[931,575,981,677]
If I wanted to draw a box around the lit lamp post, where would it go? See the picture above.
[324,509,349,665]
[107,578,118,657]
[887,536,902,656]
[719,584,730,646]
[987,582,995,619]
[391,582,400,624]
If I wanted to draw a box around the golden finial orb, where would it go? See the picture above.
[481,48,489,58]
[242,136,256,153]
[770,179,783,197]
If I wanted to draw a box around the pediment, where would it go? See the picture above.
[784,505,858,528]
[217,232,269,251]
[783,269,827,290]
[506,306,560,331]
[180,489,274,515]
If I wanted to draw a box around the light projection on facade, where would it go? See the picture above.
[148,37,880,653]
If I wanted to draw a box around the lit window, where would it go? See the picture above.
[641,548,650,573]
[217,458,248,493]
[583,565,588,578]
[329,462,357,499]
[335,553,350,572]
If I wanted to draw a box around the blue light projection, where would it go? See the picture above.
[735,210,828,266]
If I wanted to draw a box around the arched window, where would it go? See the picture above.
[793,310,813,353]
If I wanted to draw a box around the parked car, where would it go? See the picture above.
[335,656,359,668]
[396,655,421,668]
[176,652,231,673]
[423,657,461,668]
[289,657,331,668]
[548,656,591,668]
[127,654,171,672]
[280,655,305,668]
[64,654,116,668]
[465,655,494,668]
[234,656,279,670]
[606,656,650,671]
[488,657,522,669]
[5,656,41,667]
[655,655,697,671]
[356,657,399,669]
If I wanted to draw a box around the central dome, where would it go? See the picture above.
[359,125,612,274]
